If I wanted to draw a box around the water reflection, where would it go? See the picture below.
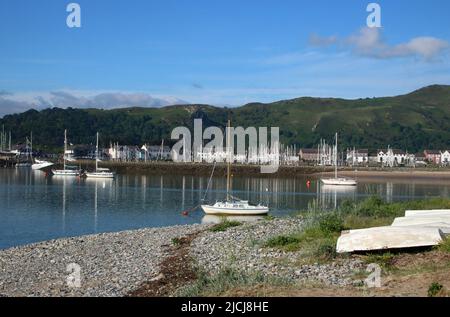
[2,168,450,249]
[319,184,357,210]
[202,215,265,224]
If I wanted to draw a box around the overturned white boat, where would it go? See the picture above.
[337,226,445,253]
[405,209,450,217]
[321,133,357,186]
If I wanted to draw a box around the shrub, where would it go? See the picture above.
[437,238,450,253]
[315,240,337,261]
[428,282,444,297]
[265,235,301,248]
[209,220,242,232]
[318,213,345,234]
[364,252,395,270]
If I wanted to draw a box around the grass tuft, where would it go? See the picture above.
[176,267,292,297]
[428,282,444,297]
[209,220,242,232]
[437,238,450,253]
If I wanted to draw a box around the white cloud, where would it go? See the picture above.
[311,27,449,61]
[0,90,189,117]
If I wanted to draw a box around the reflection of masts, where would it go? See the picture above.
[62,177,66,233]
[335,133,338,179]
[95,132,99,172]
[226,120,231,202]
[94,180,98,232]
[63,129,67,171]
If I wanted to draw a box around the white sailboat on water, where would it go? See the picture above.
[86,132,115,179]
[321,133,357,186]
[52,129,81,176]
[201,120,269,215]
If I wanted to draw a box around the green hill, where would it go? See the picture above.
[1,85,450,152]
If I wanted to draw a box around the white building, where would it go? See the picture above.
[377,149,407,166]
[141,144,171,160]
[346,149,369,165]
[441,150,450,165]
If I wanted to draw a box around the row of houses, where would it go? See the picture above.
[299,148,450,166]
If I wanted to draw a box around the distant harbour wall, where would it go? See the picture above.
[71,160,450,179]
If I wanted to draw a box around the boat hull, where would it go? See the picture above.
[52,170,80,176]
[321,178,357,186]
[201,204,269,215]
[85,172,115,179]
[32,162,54,170]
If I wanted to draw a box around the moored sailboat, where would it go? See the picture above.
[52,130,81,176]
[85,132,115,179]
[321,133,357,186]
[201,120,269,216]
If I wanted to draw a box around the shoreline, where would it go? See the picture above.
[1,215,449,297]
[46,160,450,179]
[0,218,310,297]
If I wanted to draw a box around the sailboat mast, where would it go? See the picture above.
[335,132,338,179]
[64,129,67,171]
[226,120,231,201]
[96,132,99,172]
[30,131,33,162]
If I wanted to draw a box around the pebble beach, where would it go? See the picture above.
[0,218,363,297]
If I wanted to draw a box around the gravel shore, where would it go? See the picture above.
[0,217,363,297]
[0,225,207,297]
[191,218,363,287]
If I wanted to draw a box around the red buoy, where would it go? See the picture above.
[182,211,189,216]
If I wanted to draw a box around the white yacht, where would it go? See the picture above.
[201,120,269,216]
[31,159,54,170]
[52,129,81,176]
[201,199,269,215]
[85,132,115,179]
[321,133,357,186]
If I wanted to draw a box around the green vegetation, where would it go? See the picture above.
[363,252,396,270]
[264,197,450,264]
[2,85,450,153]
[437,237,450,253]
[265,236,302,249]
[209,220,242,232]
[176,267,292,297]
[172,237,182,246]
[428,282,444,297]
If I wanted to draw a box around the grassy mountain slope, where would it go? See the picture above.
[1,85,450,152]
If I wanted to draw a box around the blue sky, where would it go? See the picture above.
[1,0,450,115]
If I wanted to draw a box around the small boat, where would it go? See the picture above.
[202,199,269,216]
[337,226,445,253]
[321,177,357,186]
[85,167,115,179]
[201,120,269,216]
[321,133,357,186]
[15,162,32,168]
[32,159,54,170]
[85,132,115,179]
[51,129,81,176]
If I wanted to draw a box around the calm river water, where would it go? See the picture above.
[1,168,450,249]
